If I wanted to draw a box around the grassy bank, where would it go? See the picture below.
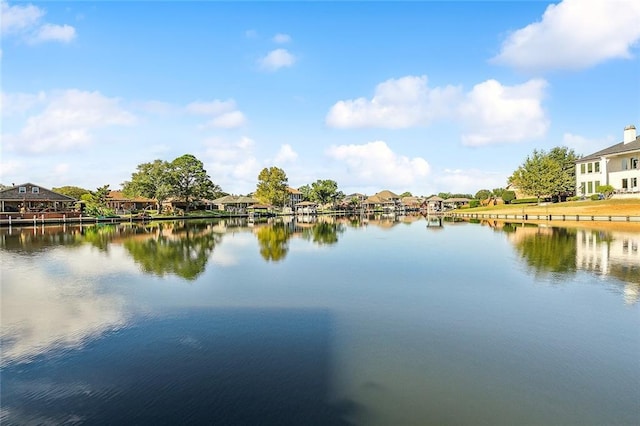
[462,198,640,216]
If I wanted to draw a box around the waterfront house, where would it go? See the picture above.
[576,125,640,198]
[363,190,401,212]
[295,201,318,215]
[0,183,76,214]
[210,195,259,214]
[106,191,156,214]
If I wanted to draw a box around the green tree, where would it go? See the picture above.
[83,184,112,217]
[502,190,516,204]
[298,184,312,201]
[492,188,505,198]
[122,159,172,213]
[438,192,452,199]
[310,179,340,205]
[52,186,91,200]
[400,191,413,198]
[596,184,615,198]
[547,146,580,200]
[509,149,561,203]
[474,189,492,200]
[168,154,221,212]
[255,167,288,207]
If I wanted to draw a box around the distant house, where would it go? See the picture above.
[210,195,259,214]
[363,190,401,212]
[286,187,304,208]
[295,201,318,215]
[576,125,640,197]
[444,197,471,209]
[106,191,156,213]
[0,183,76,213]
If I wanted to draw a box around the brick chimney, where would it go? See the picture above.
[624,125,636,144]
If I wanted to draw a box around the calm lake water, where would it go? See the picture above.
[1,215,638,425]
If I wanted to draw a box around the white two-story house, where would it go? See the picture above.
[575,125,640,198]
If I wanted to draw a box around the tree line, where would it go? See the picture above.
[50,144,590,215]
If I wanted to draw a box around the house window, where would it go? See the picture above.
[632,178,638,189]
[595,181,600,191]
[594,162,600,173]
[18,186,26,193]
[587,163,593,173]
[580,182,585,194]
[622,179,628,190]
[631,157,639,169]
[580,164,585,174]
[587,181,593,193]
[622,159,628,170]
[32,187,39,194]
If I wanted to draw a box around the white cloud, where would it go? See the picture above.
[186,99,236,116]
[3,89,135,154]
[326,75,462,128]
[458,79,549,146]
[0,160,24,182]
[186,99,246,129]
[259,48,296,71]
[326,75,548,146]
[326,141,430,190]
[30,23,76,44]
[0,1,43,34]
[435,169,507,195]
[203,137,261,193]
[273,144,298,164]
[1,0,76,44]
[273,33,291,44]
[492,0,640,72]
[245,29,258,39]
[562,132,616,155]
[1,91,46,116]
[209,111,247,129]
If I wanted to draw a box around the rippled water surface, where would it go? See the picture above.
[1,216,638,425]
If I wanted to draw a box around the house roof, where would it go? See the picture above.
[211,195,258,204]
[578,136,640,162]
[426,196,444,202]
[295,201,318,207]
[0,183,76,202]
[375,190,400,199]
[287,187,302,194]
[446,197,471,202]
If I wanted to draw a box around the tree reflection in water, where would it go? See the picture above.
[498,222,639,297]
[255,222,292,262]
[301,221,344,245]
[123,222,222,280]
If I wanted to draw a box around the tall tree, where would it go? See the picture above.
[474,189,492,200]
[509,149,561,203]
[547,146,580,200]
[122,160,172,213]
[255,167,288,207]
[310,179,339,205]
[298,184,312,201]
[168,154,220,212]
[52,186,91,200]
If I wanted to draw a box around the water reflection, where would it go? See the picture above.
[123,222,223,280]
[486,221,640,304]
[1,308,356,425]
[0,246,130,366]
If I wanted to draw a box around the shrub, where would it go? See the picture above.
[510,198,539,205]
[502,190,516,204]
[469,200,480,208]
[590,194,602,201]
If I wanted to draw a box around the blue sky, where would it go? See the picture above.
[2,0,639,196]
